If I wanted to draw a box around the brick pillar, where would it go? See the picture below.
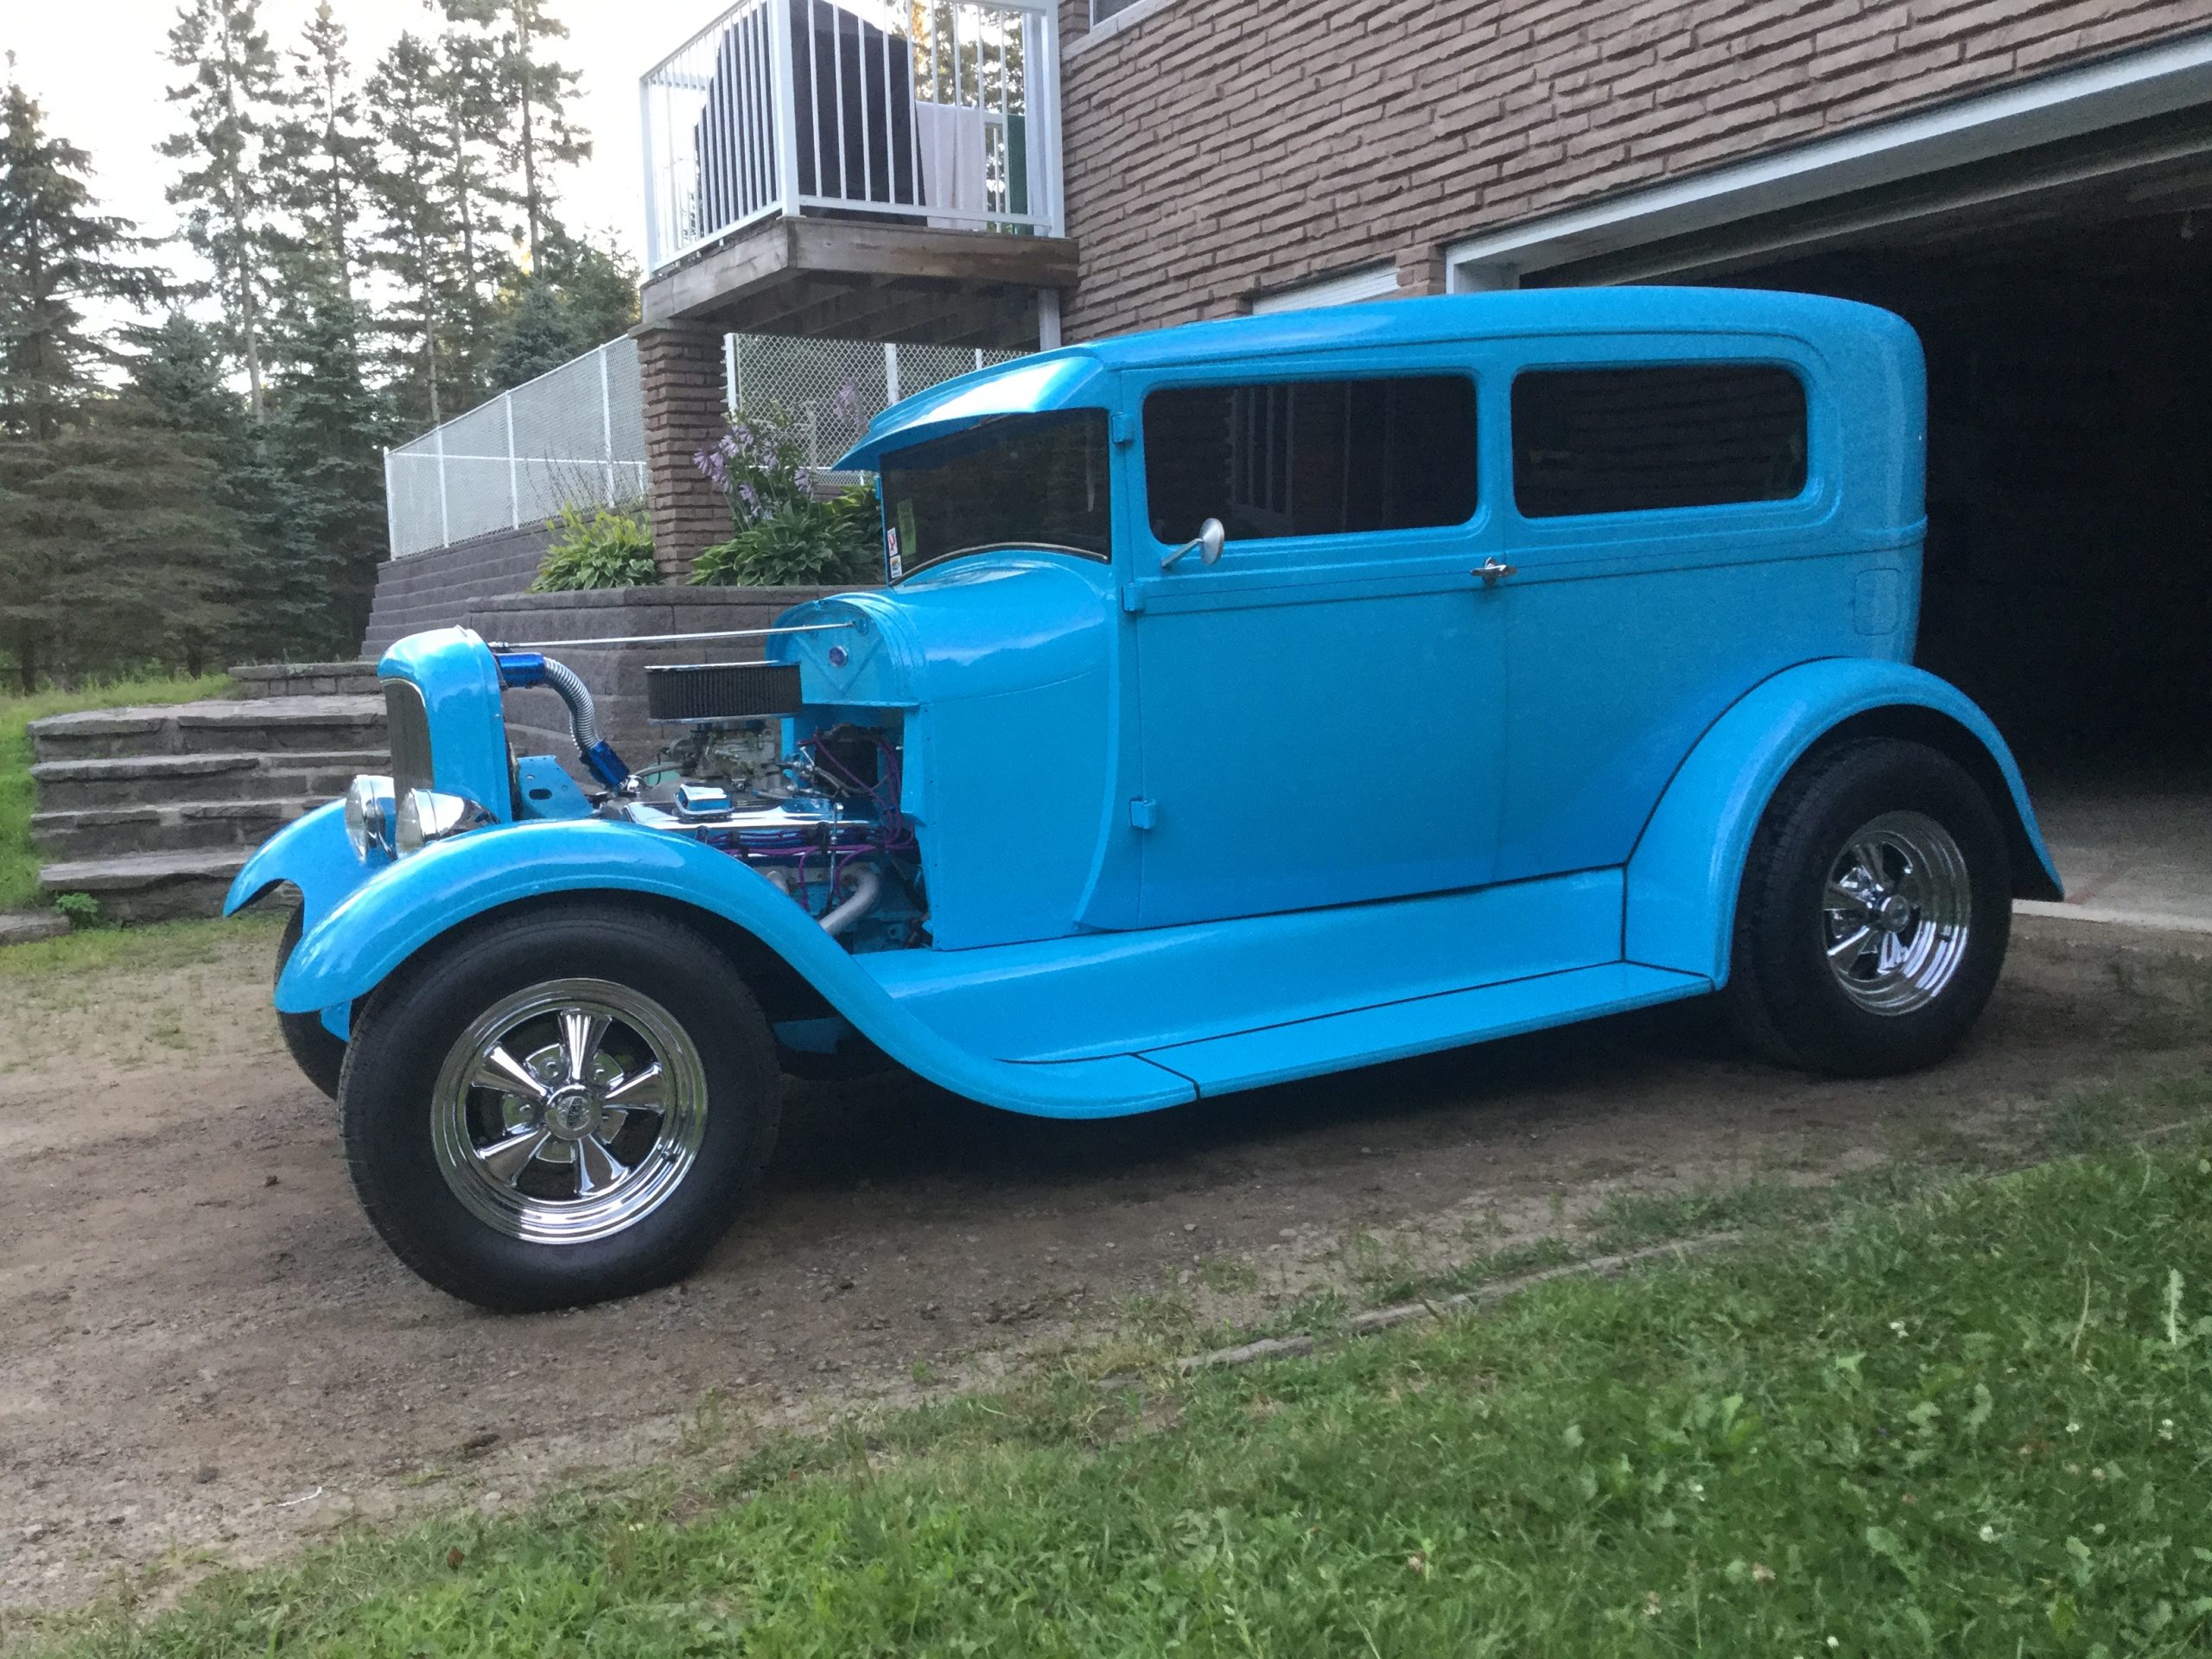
[638,321,729,582]
[1396,247,1450,298]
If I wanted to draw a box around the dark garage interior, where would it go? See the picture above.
[1552,110,2212,922]
[1727,194,2212,777]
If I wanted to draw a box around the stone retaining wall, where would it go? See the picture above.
[461,586,874,770]
[361,524,556,658]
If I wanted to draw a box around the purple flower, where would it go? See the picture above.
[692,446,729,491]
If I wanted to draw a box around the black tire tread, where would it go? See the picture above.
[275,908,348,1101]
[338,904,781,1312]
[1720,736,2011,1077]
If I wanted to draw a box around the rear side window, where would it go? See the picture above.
[1143,375,1477,544]
[1511,365,1807,518]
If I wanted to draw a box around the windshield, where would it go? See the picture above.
[876,409,1112,581]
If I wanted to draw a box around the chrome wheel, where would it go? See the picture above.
[1821,810,1973,1016]
[429,977,709,1244]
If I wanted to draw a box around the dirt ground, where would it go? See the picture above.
[3,912,2209,1614]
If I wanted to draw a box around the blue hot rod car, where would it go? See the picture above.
[232,289,2061,1309]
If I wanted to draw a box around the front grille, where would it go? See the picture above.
[384,679,434,795]
[646,661,804,722]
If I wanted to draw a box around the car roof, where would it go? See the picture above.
[836,287,1915,470]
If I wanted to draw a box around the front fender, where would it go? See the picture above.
[1624,659,2063,984]
[275,818,1193,1120]
[223,799,375,929]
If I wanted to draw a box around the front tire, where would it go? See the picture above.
[275,908,347,1101]
[1721,738,2012,1077]
[338,904,780,1311]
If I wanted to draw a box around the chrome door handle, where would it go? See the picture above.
[1475,557,1518,585]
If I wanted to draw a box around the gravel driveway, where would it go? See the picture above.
[3,912,2207,1611]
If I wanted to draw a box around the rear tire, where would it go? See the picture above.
[275,908,347,1102]
[1720,738,2012,1077]
[338,903,780,1312]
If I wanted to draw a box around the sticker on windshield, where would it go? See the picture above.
[893,500,918,579]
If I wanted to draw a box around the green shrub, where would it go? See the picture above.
[52,891,103,928]
[527,504,658,593]
[689,485,881,588]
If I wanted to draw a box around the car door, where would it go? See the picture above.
[1122,353,1509,930]
[1488,336,1858,883]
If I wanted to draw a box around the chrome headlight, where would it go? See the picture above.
[345,775,397,861]
[395,788,493,856]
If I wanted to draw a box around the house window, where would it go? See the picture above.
[1510,365,1808,518]
[1091,0,1146,22]
[1143,376,1478,545]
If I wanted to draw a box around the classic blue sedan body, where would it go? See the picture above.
[237,287,2060,1124]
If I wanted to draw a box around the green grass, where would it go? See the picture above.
[0,675,229,910]
[23,1119,2212,1656]
[0,912,277,982]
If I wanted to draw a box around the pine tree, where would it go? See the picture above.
[0,80,162,690]
[125,312,255,674]
[266,2,372,303]
[434,0,588,272]
[161,0,281,423]
[0,83,161,442]
[499,0,589,269]
[540,226,637,347]
[364,34,461,429]
[486,228,638,391]
[248,283,391,658]
[0,349,245,689]
[434,13,523,410]
[487,273,573,389]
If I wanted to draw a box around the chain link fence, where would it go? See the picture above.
[728,334,1020,471]
[385,333,1025,558]
[385,338,648,559]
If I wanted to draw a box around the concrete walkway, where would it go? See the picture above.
[2022,770,2212,934]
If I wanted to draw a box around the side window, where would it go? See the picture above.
[1143,375,1478,545]
[1510,365,1807,518]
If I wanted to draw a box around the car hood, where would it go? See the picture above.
[766,556,1116,708]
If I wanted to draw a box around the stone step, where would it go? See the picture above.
[0,911,72,948]
[228,661,381,699]
[31,795,327,861]
[38,849,251,925]
[30,696,385,763]
[29,750,388,813]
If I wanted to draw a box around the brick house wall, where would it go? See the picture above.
[1053,0,2212,340]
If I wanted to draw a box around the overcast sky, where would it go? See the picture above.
[4,0,725,266]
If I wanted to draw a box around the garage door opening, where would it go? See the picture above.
[1515,110,2212,926]
[1721,221,2210,925]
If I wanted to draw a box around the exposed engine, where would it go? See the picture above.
[491,645,925,950]
[620,664,923,951]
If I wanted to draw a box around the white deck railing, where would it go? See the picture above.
[642,0,1063,273]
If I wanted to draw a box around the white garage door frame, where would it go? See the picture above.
[1445,29,2212,290]
[1250,263,1403,314]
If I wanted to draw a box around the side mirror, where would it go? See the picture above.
[1161,517,1228,570]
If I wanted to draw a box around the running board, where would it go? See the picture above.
[868,869,1630,1065]
[1125,963,1710,1098]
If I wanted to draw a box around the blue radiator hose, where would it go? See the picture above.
[491,650,631,791]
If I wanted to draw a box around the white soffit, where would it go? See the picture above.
[1446,29,2212,287]
[1250,264,1402,313]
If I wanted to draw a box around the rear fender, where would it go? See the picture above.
[1624,658,2062,985]
[274,817,1193,1119]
